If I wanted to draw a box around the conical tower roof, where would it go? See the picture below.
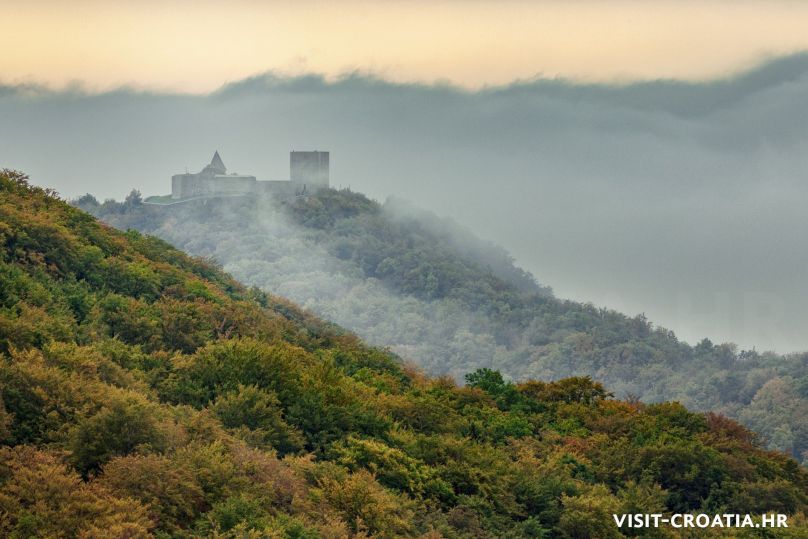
[209,151,226,174]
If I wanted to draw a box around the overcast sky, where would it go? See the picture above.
[3,1,808,353]
[4,0,808,92]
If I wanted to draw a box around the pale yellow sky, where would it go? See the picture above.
[3,0,808,92]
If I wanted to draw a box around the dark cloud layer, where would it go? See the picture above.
[3,53,808,351]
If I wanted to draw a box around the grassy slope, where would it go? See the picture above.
[3,170,807,538]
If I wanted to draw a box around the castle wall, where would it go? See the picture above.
[206,175,256,195]
[172,174,257,199]
[172,174,198,199]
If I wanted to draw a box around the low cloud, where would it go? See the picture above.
[3,53,808,351]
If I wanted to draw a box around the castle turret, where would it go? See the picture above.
[201,151,227,176]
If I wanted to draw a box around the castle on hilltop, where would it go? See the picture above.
[171,150,329,200]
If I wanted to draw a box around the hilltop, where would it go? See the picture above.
[79,188,808,463]
[1,169,806,536]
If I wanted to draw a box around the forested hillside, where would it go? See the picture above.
[80,188,808,464]
[0,170,805,537]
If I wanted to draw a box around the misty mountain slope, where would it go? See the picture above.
[7,54,808,355]
[79,189,808,462]
[9,170,808,537]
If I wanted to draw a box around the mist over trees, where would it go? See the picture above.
[7,53,808,352]
[9,170,808,536]
[79,189,808,463]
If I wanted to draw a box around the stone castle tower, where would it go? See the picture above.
[290,151,329,191]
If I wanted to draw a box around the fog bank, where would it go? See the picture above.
[4,53,808,351]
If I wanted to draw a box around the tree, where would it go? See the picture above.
[557,485,622,539]
[69,399,166,474]
[211,384,305,455]
[0,446,153,538]
[124,189,143,209]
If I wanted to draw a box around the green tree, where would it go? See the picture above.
[69,399,166,474]
[211,384,305,455]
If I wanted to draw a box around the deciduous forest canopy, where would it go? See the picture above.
[0,170,805,537]
[80,188,808,466]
